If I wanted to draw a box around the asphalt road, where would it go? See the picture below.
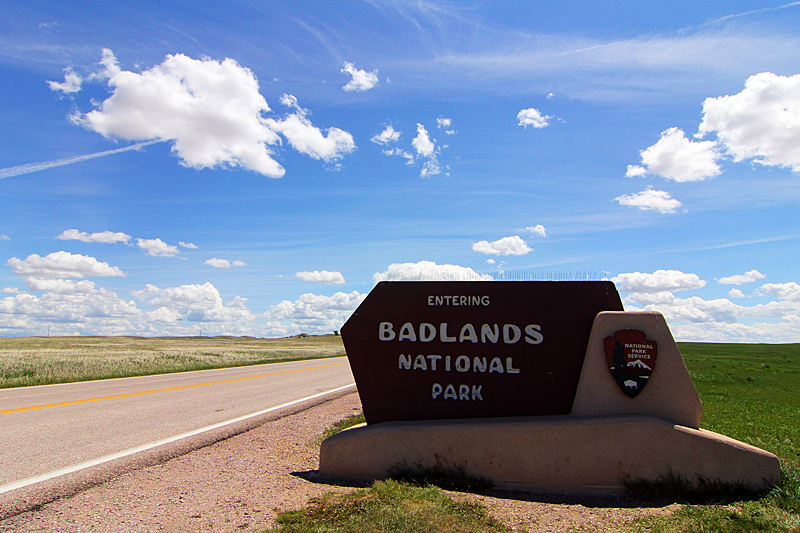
[0,357,354,492]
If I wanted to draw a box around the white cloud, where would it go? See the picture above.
[625,165,648,178]
[133,282,254,323]
[627,72,800,184]
[7,251,126,279]
[266,95,356,162]
[373,261,493,282]
[0,235,9,241]
[47,68,83,93]
[179,241,198,249]
[377,122,448,177]
[670,319,800,344]
[615,187,683,214]
[612,270,706,294]
[0,288,141,334]
[437,117,456,135]
[205,258,228,268]
[718,270,766,285]
[699,72,800,172]
[524,225,547,238]
[755,282,800,302]
[56,229,132,244]
[341,62,379,92]
[2,287,24,294]
[205,258,247,269]
[268,291,366,334]
[517,108,552,129]
[420,158,443,178]
[633,293,743,324]
[607,272,800,342]
[136,238,179,257]
[70,49,286,178]
[296,270,346,285]
[411,123,436,157]
[409,123,447,177]
[472,235,532,256]
[371,125,401,145]
[0,278,256,337]
[626,128,721,182]
[24,277,97,294]
[382,147,416,162]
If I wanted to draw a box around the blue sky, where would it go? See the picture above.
[1,0,799,341]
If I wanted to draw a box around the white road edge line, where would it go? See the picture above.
[0,383,355,495]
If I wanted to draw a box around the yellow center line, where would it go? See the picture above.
[0,361,348,416]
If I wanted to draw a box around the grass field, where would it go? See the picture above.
[629,342,800,533]
[678,343,800,469]
[0,334,346,388]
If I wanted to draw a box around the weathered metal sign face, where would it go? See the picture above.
[341,281,624,424]
[605,329,658,398]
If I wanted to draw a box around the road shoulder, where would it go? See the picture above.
[1,391,673,532]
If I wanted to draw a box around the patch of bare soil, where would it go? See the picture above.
[0,392,676,532]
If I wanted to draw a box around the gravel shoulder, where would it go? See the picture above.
[0,392,676,532]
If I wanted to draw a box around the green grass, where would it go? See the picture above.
[628,342,800,533]
[317,412,366,443]
[0,334,346,388]
[266,479,510,533]
[679,343,800,468]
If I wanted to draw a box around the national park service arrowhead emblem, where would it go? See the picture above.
[604,329,657,398]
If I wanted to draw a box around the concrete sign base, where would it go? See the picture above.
[319,414,780,493]
[322,310,781,493]
[572,311,703,429]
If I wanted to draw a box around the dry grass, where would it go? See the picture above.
[0,334,346,388]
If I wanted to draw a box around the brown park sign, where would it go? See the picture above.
[341,281,624,424]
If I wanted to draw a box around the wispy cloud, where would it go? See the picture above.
[700,2,800,26]
[412,30,800,102]
[0,140,161,180]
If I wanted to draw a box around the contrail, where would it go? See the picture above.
[704,1,800,25]
[0,139,163,180]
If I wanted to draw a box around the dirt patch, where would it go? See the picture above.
[0,392,675,532]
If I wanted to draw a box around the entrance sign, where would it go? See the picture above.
[341,281,624,424]
[604,329,658,398]
[324,308,781,494]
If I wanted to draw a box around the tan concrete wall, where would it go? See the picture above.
[320,414,781,493]
[571,311,703,429]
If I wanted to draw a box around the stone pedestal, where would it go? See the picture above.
[319,414,780,493]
